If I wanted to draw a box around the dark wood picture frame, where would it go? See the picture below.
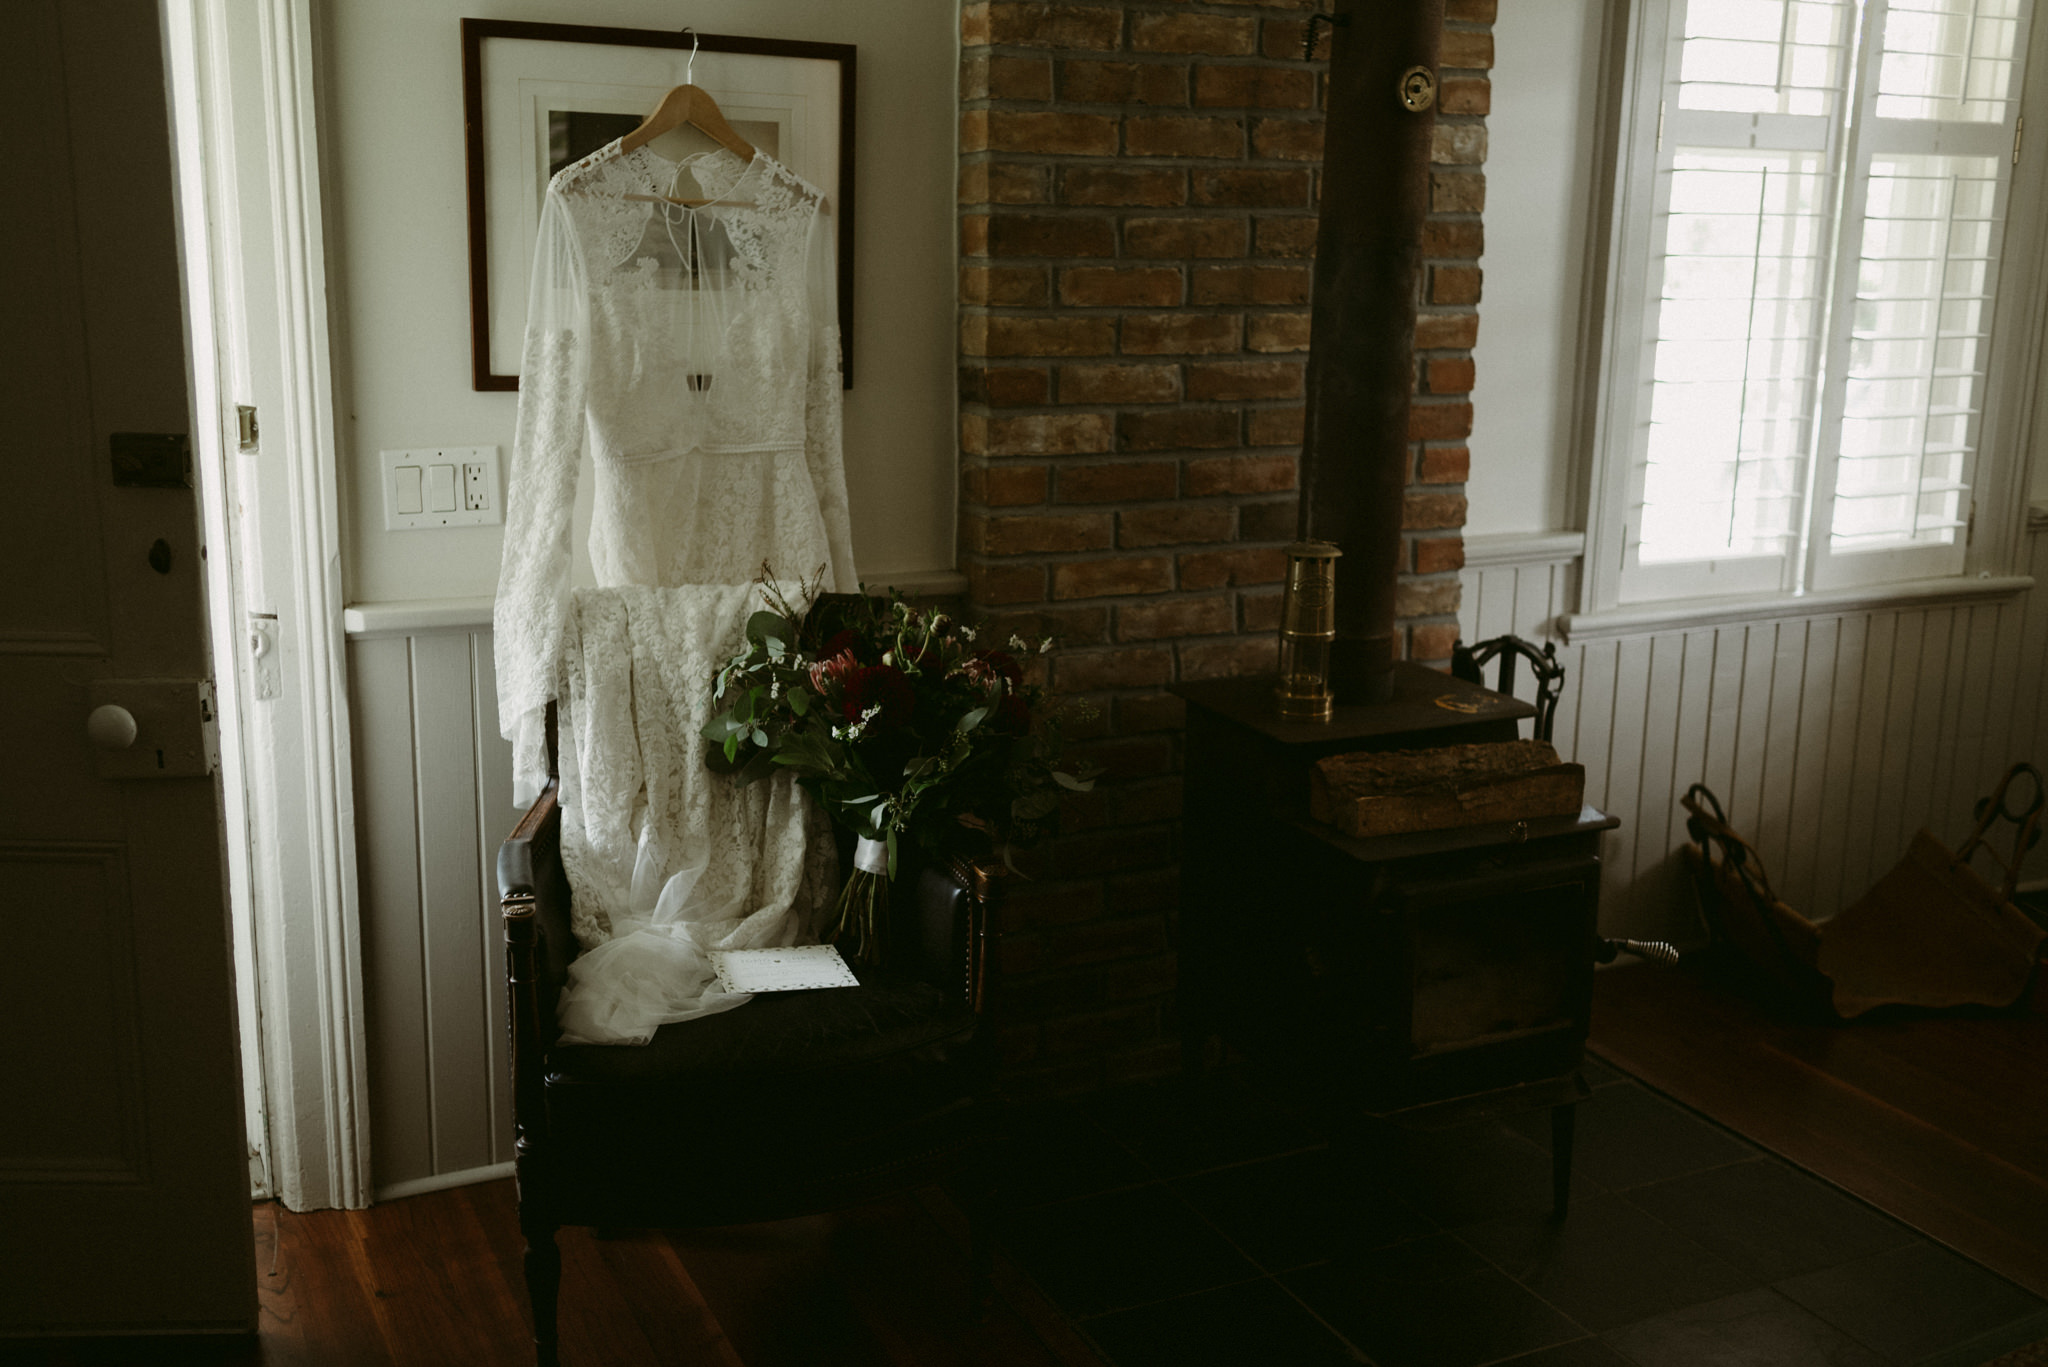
[460,18,858,391]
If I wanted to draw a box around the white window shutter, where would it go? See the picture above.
[1622,0,1853,602]
[1808,0,2029,589]
[1617,0,2031,603]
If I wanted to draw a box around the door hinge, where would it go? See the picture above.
[1656,100,1667,154]
[237,404,259,452]
[2016,116,2025,166]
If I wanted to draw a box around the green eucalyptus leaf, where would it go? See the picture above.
[788,688,811,716]
[1053,770,1094,792]
[958,706,988,733]
[735,748,781,788]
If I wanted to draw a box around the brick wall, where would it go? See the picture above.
[959,0,1494,1091]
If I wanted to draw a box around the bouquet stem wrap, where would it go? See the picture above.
[826,836,891,968]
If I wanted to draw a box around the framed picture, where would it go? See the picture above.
[460,19,857,391]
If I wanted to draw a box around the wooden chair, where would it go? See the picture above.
[1446,630,1676,1210]
[496,781,1005,1365]
[1450,633,1566,743]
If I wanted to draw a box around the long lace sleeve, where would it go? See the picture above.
[802,197,857,592]
[494,189,591,804]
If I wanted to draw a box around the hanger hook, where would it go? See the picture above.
[683,26,699,85]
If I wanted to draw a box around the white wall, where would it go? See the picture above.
[1464,0,1608,537]
[322,0,960,607]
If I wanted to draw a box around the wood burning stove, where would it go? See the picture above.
[1170,0,1621,1213]
[1173,671,1617,1212]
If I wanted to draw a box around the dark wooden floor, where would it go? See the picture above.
[1,1182,1101,1367]
[1590,961,2048,1302]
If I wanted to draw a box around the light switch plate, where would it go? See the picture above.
[381,446,501,530]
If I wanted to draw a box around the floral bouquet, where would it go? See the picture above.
[702,568,1098,967]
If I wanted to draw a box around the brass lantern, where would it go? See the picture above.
[1275,540,1341,723]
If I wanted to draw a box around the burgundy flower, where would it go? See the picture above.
[981,650,1025,689]
[842,664,915,729]
[995,693,1031,732]
[898,638,941,673]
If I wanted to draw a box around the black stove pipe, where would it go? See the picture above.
[1296,0,1445,704]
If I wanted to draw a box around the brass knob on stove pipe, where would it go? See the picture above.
[1276,540,1342,724]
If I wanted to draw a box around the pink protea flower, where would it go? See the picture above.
[808,648,861,697]
[957,649,1026,702]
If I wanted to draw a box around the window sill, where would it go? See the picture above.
[1559,573,2035,644]
[1462,531,1588,568]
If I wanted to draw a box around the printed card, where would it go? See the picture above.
[709,943,860,994]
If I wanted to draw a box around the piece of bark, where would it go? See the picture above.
[1310,740,1586,838]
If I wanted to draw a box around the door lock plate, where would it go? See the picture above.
[85,680,215,778]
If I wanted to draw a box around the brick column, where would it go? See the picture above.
[959,0,1491,1091]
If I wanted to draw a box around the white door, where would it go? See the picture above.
[0,0,255,1333]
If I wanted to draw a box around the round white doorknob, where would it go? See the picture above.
[87,704,138,751]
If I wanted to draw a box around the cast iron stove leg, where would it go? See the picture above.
[1551,1102,1578,1219]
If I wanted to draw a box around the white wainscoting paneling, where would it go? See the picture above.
[349,537,2048,1192]
[1459,532,2048,939]
[348,628,521,1194]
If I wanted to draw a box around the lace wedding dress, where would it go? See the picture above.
[495,142,857,808]
[492,143,855,1044]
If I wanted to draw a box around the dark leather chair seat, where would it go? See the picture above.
[546,972,973,1090]
[541,972,988,1184]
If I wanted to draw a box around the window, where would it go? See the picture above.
[1598,0,2036,605]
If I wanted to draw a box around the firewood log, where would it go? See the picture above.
[1310,740,1586,838]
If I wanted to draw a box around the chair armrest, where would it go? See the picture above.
[906,858,1003,1015]
[498,784,575,1123]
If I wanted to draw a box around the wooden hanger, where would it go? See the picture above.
[615,30,757,207]
[620,85,756,164]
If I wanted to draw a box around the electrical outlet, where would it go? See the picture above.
[381,447,501,530]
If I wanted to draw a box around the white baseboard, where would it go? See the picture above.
[374,1161,514,1203]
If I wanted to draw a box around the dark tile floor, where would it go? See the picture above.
[981,1060,2048,1367]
